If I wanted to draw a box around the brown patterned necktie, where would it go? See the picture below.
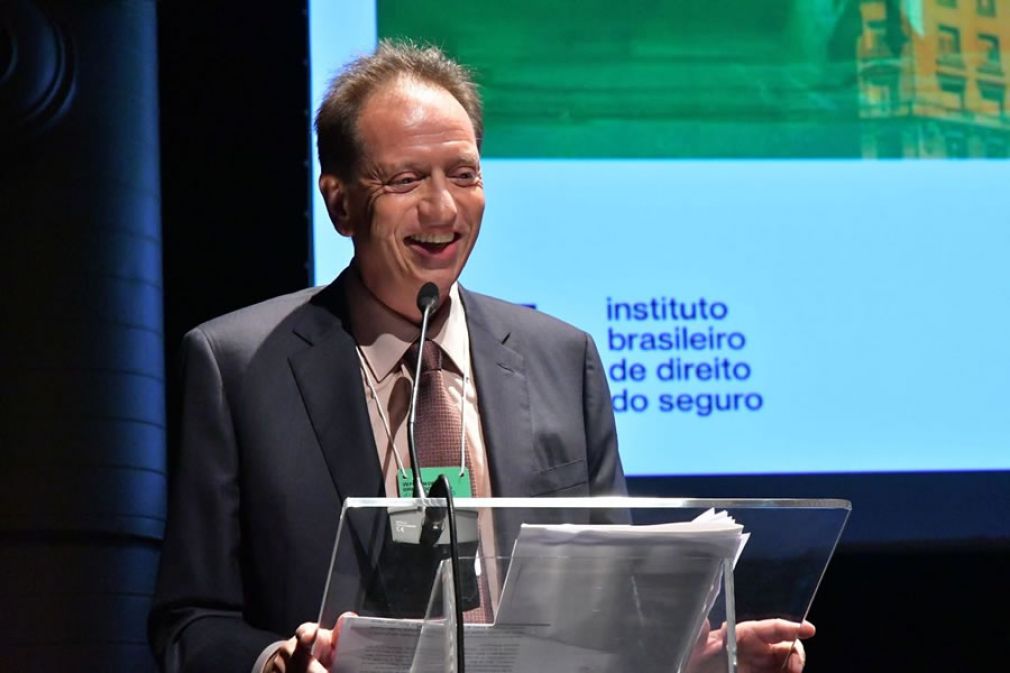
[405,338,465,473]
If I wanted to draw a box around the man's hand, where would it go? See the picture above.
[688,618,815,673]
[264,612,354,673]
[734,619,814,673]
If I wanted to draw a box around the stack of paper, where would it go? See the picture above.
[492,509,748,673]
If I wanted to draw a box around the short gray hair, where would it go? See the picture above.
[315,39,483,179]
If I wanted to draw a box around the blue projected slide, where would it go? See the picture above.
[308,3,1010,478]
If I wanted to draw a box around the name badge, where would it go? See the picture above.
[398,466,472,498]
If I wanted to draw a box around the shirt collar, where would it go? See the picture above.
[345,266,470,382]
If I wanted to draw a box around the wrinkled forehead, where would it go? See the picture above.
[359,77,473,133]
[354,78,478,163]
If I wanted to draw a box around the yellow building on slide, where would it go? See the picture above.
[859,0,1010,157]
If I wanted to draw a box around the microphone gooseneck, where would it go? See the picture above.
[402,285,466,673]
[429,474,466,673]
[407,282,440,499]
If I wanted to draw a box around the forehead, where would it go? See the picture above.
[355,78,477,160]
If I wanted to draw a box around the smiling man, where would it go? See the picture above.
[148,41,625,673]
[149,41,813,673]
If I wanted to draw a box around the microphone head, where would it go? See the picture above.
[416,282,439,313]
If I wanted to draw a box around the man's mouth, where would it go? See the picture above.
[405,232,460,254]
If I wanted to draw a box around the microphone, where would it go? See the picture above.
[416,281,439,315]
[389,286,475,645]
[407,282,439,499]
[410,289,465,668]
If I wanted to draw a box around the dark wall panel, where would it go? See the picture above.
[0,1,163,670]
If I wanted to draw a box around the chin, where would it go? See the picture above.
[417,268,457,288]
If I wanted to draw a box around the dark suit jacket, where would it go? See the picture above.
[149,273,626,673]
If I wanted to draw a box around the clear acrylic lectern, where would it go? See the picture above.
[316,497,849,673]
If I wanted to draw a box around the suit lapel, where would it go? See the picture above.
[288,276,383,501]
[461,289,537,497]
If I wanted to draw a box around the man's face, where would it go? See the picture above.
[320,78,484,322]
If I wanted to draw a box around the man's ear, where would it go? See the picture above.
[319,174,353,236]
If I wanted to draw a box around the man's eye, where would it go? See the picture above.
[386,174,421,191]
[451,169,479,183]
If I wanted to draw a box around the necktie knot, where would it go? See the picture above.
[406,338,443,373]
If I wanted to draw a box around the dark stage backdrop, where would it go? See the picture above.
[2,1,164,670]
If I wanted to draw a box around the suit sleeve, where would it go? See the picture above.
[582,332,628,500]
[148,328,281,673]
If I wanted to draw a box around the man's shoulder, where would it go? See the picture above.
[184,286,325,355]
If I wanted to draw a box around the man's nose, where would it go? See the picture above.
[417,174,458,226]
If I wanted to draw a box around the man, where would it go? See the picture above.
[149,41,812,673]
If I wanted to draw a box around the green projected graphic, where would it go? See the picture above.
[379,0,1010,159]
